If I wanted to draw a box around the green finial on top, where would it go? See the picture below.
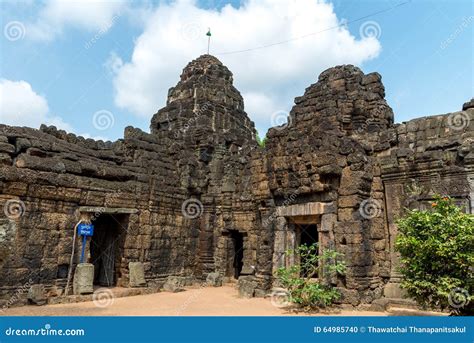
[206,28,211,54]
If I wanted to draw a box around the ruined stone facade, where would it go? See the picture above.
[0,55,472,307]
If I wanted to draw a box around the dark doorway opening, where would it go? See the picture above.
[296,223,319,278]
[90,214,128,287]
[230,230,244,279]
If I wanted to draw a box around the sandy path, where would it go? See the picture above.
[1,285,385,316]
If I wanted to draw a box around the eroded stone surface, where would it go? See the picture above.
[28,284,47,305]
[163,276,186,293]
[129,262,146,288]
[206,272,222,287]
[73,264,94,295]
[0,220,15,269]
[0,55,472,306]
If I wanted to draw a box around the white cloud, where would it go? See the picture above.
[80,133,109,141]
[109,0,381,136]
[242,91,288,131]
[0,79,112,141]
[0,79,72,131]
[104,52,124,75]
[27,0,126,41]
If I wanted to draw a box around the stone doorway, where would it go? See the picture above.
[295,223,319,277]
[272,202,336,275]
[296,223,318,248]
[223,230,245,279]
[231,231,244,279]
[90,214,128,287]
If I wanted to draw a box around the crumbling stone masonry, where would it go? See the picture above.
[0,55,472,307]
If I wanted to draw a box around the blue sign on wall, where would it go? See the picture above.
[78,223,94,236]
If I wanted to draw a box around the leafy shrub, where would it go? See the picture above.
[256,133,267,148]
[395,196,474,315]
[276,243,345,309]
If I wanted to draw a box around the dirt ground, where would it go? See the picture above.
[1,285,385,316]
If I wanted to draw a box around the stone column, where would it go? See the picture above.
[0,220,15,269]
[272,217,288,272]
[383,182,405,298]
[286,221,296,268]
[73,263,94,295]
[469,175,474,214]
[320,213,336,250]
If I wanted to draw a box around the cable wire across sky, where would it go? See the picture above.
[215,0,411,55]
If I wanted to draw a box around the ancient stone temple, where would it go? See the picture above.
[0,55,472,308]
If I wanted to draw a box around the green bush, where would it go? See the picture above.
[256,133,267,148]
[395,196,474,315]
[276,243,345,309]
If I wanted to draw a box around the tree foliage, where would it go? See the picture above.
[256,133,267,148]
[395,196,474,315]
[276,243,345,309]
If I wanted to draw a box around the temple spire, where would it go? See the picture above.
[206,28,212,54]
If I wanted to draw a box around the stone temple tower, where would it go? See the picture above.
[151,55,256,142]
[149,55,259,277]
[0,53,471,308]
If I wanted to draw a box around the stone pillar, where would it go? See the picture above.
[383,183,405,298]
[129,262,146,287]
[469,175,474,214]
[320,213,336,250]
[28,284,47,305]
[272,217,288,271]
[0,219,15,269]
[286,221,296,267]
[320,213,337,284]
[241,234,253,273]
[73,263,94,295]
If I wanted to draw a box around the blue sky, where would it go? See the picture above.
[0,0,472,140]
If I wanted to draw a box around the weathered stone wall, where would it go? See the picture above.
[0,123,199,301]
[378,103,474,297]
[0,54,472,307]
[0,55,262,306]
[257,65,395,305]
